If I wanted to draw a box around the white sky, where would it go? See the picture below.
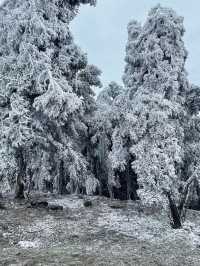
[71,0,200,90]
[0,0,6,7]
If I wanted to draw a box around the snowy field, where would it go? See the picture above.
[0,195,200,265]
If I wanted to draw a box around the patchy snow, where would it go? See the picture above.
[98,210,167,241]
[26,215,55,238]
[48,196,84,210]
[18,240,41,249]
[1,196,200,265]
[182,222,200,248]
[98,209,200,248]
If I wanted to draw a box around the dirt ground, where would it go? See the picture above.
[0,194,200,266]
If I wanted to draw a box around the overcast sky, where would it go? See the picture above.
[0,0,5,7]
[71,0,200,91]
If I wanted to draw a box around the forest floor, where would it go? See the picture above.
[0,194,200,266]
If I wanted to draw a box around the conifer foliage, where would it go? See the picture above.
[0,0,101,197]
[89,5,200,227]
[0,1,200,228]
[122,5,189,207]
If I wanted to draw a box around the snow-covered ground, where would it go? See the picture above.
[98,207,200,248]
[0,195,200,265]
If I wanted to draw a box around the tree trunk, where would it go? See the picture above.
[178,174,197,215]
[166,192,182,229]
[58,160,66,194]
[15,175,25,199]
[108,184,114,199]
[195,179,200,208]
[15,147,26,199]
[126,165,131,200]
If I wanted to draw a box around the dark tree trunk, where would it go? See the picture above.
[15,147,26,199]
[126,165,131,200]
[127,162,139,200]
[187,179,200,211]
[58,160,66,194]
[44,179,53,193]
[166,192,182,229]
[93,155,110,197]
[196,180,200,207]
[179,175,197,214]
[113,163,138,201]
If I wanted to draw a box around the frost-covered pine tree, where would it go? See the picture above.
[89,82,125,197]
[97,81,124,107]
[0,0,101,197]
[183,85,200,209]
[110,6,189,218]
[108,92,139,200]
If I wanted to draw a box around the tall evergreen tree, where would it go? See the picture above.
[89,82,125,197]
[183,85,200,209]
[110,5,190,215]
[0,0,101,197]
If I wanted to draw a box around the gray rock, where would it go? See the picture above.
[30,200,48,208]
[83,200,93,207]
[48,204,63,211]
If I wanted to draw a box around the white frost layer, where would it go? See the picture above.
[48,196,84,209]
[18,240,41,249]
[26,215,55,237]
[98,211,165,241]
[98,210,200,248]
